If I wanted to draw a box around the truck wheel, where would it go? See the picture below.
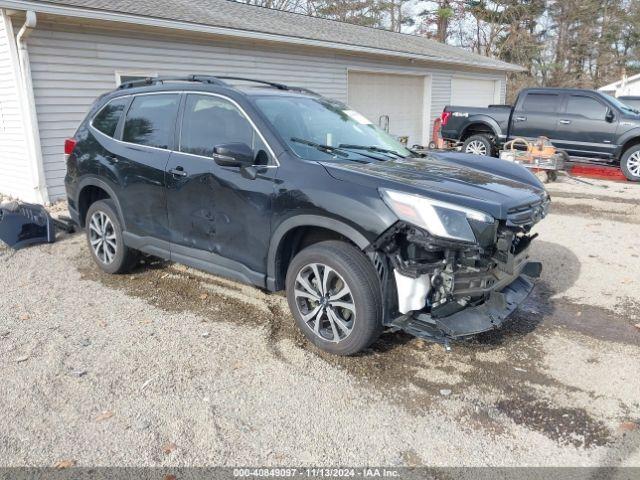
[286,240,383,356]
[621,145,640,181]
[85,200,139,274]
[462,134,494,157]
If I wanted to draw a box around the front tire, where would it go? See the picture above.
[285,240,383,355]
[462,134,494,157]
[621,145,640,181]
[85,200,139,274]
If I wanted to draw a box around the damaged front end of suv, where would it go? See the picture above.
[370,189,549,345]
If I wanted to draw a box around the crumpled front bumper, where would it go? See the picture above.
[392,266,538,341]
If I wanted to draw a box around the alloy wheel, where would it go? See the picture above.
[627,151,640,178]
[465,140,488,155]
[89,211,117,264]
[293,263,356,343]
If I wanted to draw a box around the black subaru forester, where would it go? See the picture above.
[65,75,548,355]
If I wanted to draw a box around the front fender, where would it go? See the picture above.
[615,127,640,158]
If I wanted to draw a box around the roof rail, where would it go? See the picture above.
[217,76,289,90]
[218,77,321,96]
[117,74,322,96]
[117,74,229,90]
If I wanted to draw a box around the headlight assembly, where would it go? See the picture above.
[380,189,494,243]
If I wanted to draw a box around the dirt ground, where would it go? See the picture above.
[0,177,639,467]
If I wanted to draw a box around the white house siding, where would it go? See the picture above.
[0,11,34,201]
[22,19,507,200]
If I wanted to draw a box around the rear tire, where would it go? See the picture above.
[620,145,640,181]
[462,134,494,157]
[285,240,383,356]
[85,200,139,274]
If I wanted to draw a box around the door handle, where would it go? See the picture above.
[515,116,527,122]
[559,119,571,125]
[169,167,187,177]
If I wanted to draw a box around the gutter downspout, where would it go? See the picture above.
[16,10,49,204]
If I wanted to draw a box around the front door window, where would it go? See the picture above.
[180,94,270,165]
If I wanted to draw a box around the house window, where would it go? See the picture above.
[115,71,158,86]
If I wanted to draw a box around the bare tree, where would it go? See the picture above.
[233,0,640,91]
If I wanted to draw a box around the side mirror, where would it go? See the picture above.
[605,109,615,123]
[213,143,254,168]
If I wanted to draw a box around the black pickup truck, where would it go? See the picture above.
[440,87,640,181]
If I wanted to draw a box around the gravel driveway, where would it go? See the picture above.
[1,177,639,467]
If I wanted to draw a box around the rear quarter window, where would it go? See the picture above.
[92,97,129,137]
[521,93,559,113]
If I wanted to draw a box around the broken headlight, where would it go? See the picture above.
[380,189,494,243]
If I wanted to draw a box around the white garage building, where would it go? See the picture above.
[599,73,640,97]
[0,0,521,203]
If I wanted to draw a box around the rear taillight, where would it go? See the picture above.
[64,138,77,155]
[440,111,452,126]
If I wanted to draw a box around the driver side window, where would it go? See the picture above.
[180,94,270,164]
[566,95,608,120]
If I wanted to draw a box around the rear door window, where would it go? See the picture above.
[521,93,559,113]
[566,95,608,120]
[92,97,129,138]
[122,94,180,149]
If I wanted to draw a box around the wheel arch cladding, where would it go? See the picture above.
[461,118,499,140]
[619,134,640,160]
[266,215,371,291]
[76,178,124,228]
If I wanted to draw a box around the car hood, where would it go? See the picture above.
[321,152,547,220]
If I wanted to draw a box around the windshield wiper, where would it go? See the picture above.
[290,137,350,158]
[338,144,407,159]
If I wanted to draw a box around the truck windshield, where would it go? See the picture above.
[253,95,414,160]
[603,93,640,115]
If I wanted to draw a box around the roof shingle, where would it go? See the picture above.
[22,0,523,71]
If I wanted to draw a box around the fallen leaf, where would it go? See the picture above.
[19,313,29,321]
[162,442,177,454]
[140,318,152,325]
[164,475,177,480]
[634,323,640,331]
[199,293,208,300]
[53,459,76,469]
[95,411,113,421]
[618,421,638,432]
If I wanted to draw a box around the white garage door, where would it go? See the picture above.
[347,72,425,147]
[451,78,499,107]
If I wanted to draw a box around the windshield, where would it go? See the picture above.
[253,95,415,160]
[603,93,640,114]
